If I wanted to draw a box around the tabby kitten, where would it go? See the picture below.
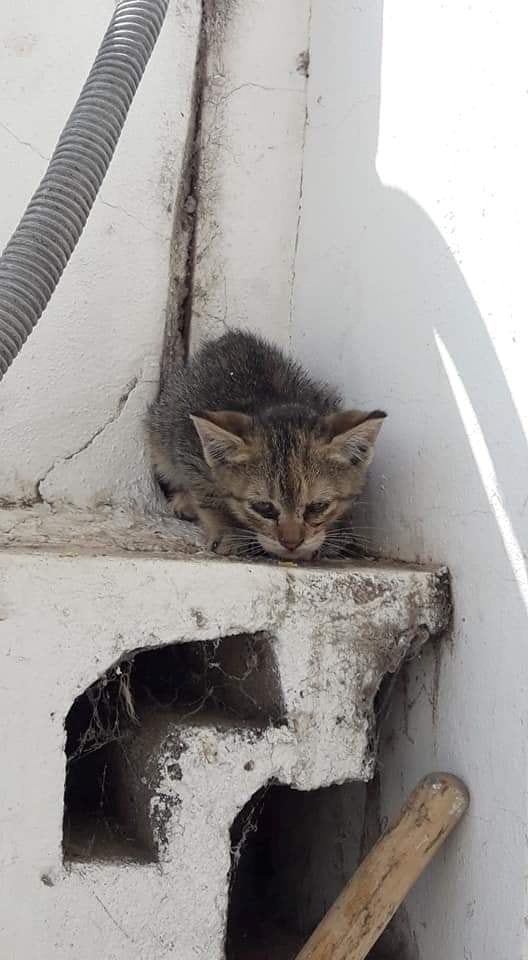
[147,330,385,560]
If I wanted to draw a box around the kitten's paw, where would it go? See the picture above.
[168,491,198,522]
[209,536,235,556]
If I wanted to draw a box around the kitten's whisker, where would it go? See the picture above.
[224,528,258,538]
[326,527,373,537]
[221,529,261,549]
[325,532,372,545]
[232,544,262,556]
[241,550,266,561]
[345,526,384,532]
[326,547,354,560]
[327,523,379,532]
[224,538,258,548]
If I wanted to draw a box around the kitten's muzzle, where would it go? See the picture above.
[257,529,325,560]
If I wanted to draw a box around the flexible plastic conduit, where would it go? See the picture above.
[0,0,170,382]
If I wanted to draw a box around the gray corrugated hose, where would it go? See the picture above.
[0,0,170,382]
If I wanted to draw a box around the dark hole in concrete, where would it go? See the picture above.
[63,633,284,864]
[226,781,366,960]
[226,771,416,960]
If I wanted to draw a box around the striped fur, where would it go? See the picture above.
[147,331,385,559]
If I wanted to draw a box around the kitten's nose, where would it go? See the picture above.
[279,534,304,552]
[278,519,304,552]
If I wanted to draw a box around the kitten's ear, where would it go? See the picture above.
[321,410,386,466]
[190,410,252,467]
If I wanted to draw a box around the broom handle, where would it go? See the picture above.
[295,773,469,960]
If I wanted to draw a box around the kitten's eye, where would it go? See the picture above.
[305,500,330,518]
[250,501,279,520]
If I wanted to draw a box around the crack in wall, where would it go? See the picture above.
[0,124,150,241]
[99,200,167,241]
[0,119,50,162]
[35,377,139,504]
[177,0,213,366]
[209,81,305,106]
[159,0,213,385]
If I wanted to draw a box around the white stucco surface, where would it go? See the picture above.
[188,0,311,352]
[0,536,448,958]
[0,0,201,508]
[290,1,528,956]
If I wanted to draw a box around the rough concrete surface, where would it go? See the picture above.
[0,524,449,959]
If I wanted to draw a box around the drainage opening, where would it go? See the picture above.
[63,632,284,864]
[226,780,366,960]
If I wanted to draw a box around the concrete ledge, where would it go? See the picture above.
[0,509,450,959]
[0,503,206,556]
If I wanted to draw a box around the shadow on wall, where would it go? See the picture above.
[293,1,528,956]
[295,0,528,592]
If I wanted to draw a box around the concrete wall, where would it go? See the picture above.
[0,536,448,959]
[291,1,528,956]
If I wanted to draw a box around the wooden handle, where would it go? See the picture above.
[295,773,469,960]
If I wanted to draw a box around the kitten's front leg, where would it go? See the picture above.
[167,490,198,521]
[195,505,237,556]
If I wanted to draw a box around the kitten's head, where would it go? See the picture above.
[191,406,386,560]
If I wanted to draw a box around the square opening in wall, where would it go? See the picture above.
[63,633,285,864]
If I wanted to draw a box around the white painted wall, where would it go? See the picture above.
[291,1,528,956]
[0,0,201,508]
[188,0,311,352]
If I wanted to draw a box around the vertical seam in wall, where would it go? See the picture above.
[288,0,313,354]
[177,0,213,364]
[159,0,211,388]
